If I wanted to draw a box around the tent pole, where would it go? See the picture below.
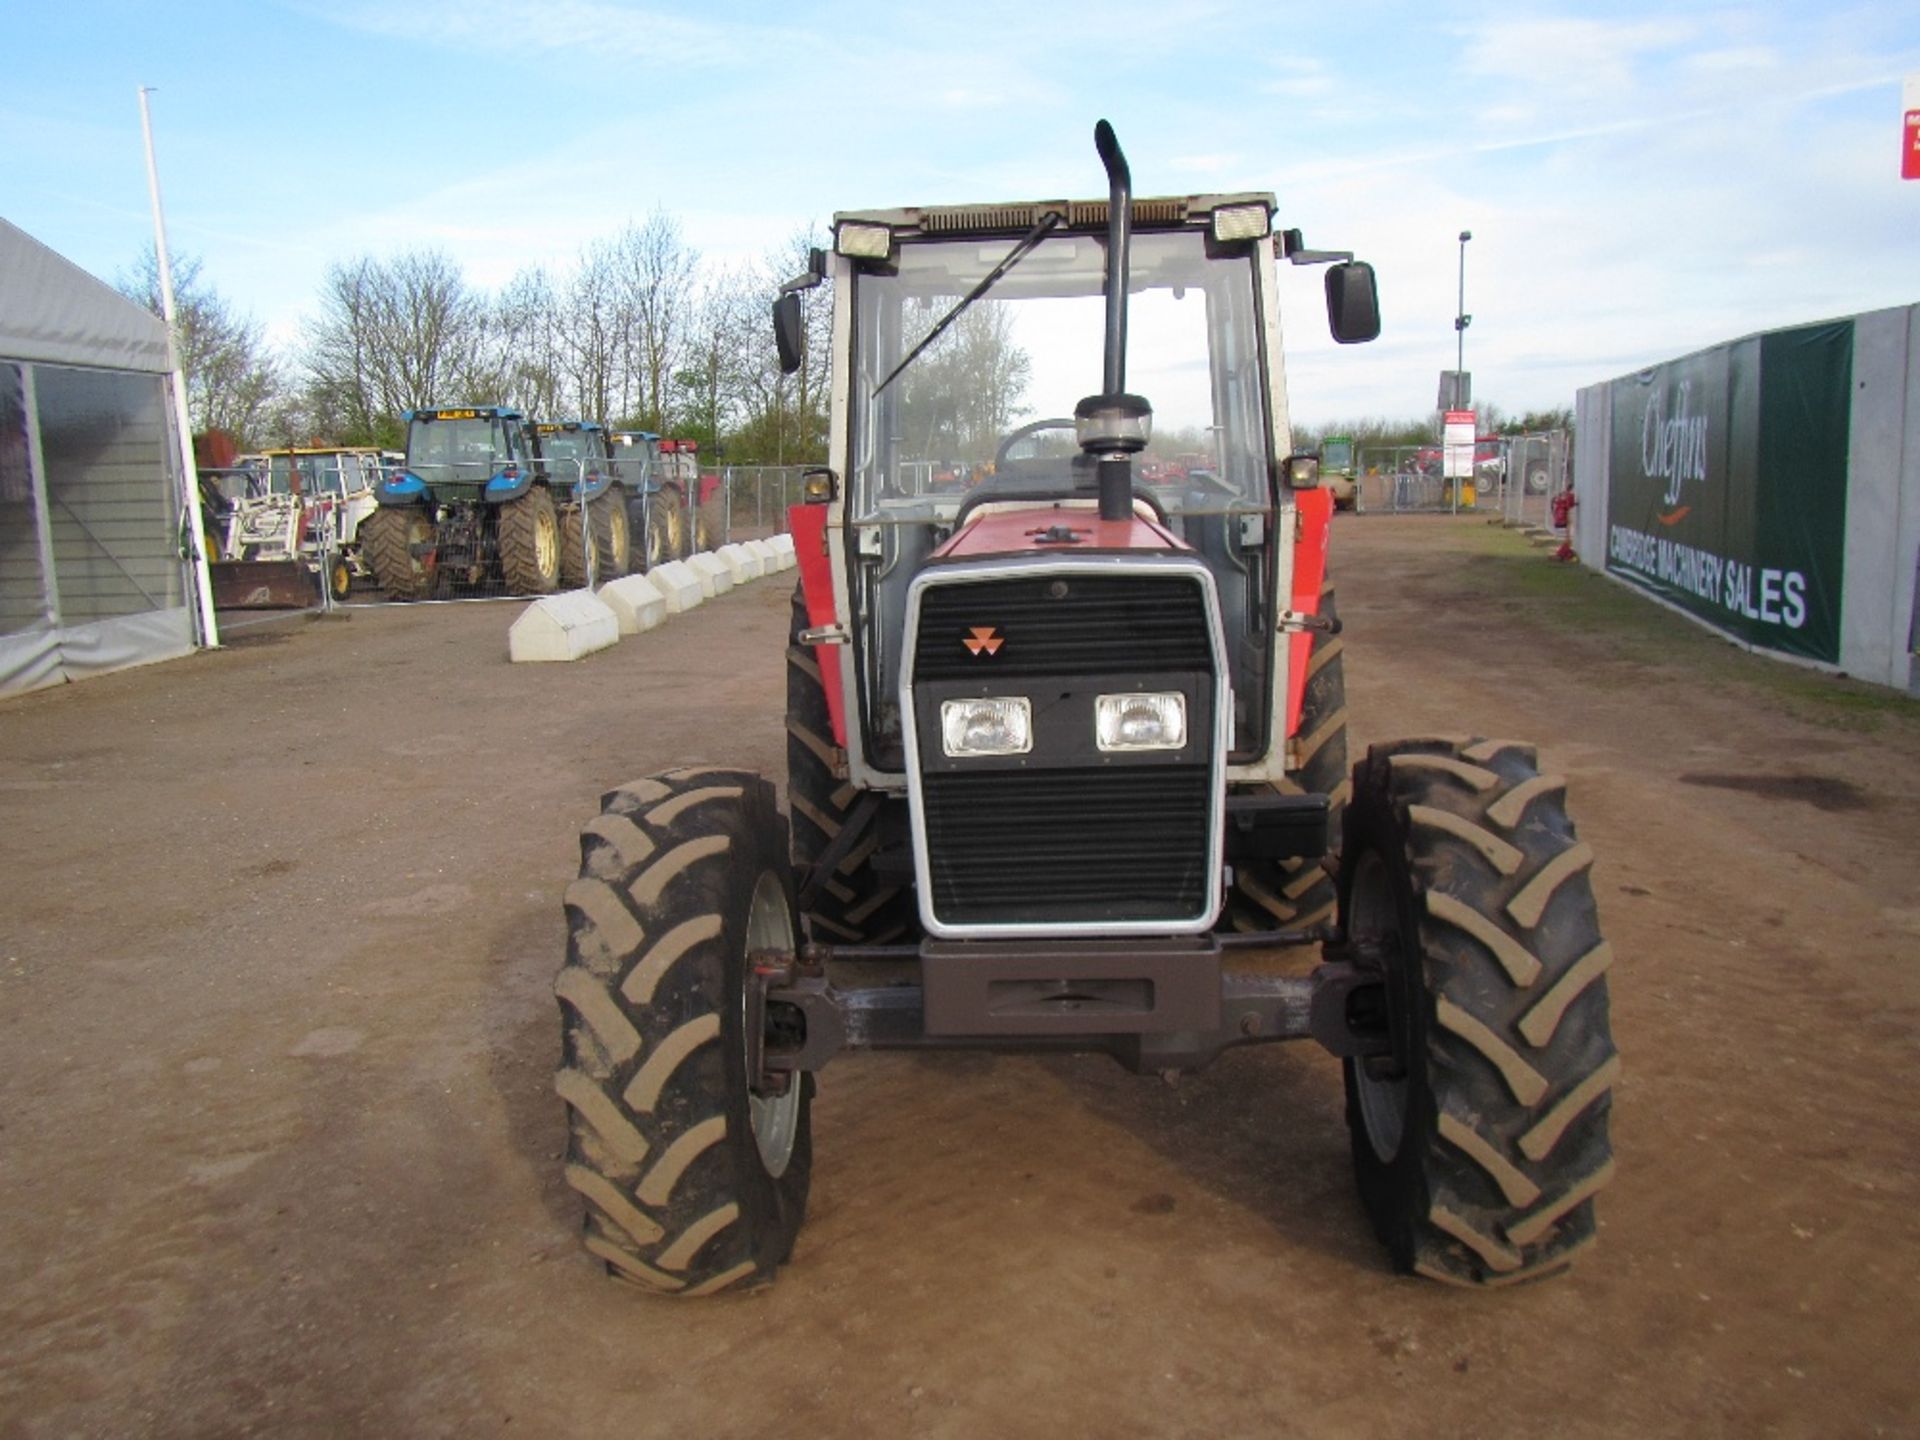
[138,86,220,650]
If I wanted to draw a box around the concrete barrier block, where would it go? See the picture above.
[714,543,765,584]
[597,573,668,634]
[508,589,621,663]
[767,533,797,571]
[743,538,779,572]
[686,552,733,597]
[648,561,705,613]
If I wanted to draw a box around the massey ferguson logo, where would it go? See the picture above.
[1641,378,1709,520]
[962,626,1004,656]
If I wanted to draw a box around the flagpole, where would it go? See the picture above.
[139,85,220,649]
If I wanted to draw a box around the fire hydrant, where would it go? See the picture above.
[1551,487,1577,562]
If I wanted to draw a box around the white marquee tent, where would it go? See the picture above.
[1,218,206,697]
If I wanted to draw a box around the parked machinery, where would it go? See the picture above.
[364,406,561,599]
[553,123,1618,1294]
[531,420,631,586]
[607,431,722,565]
[1320,434,1361,512]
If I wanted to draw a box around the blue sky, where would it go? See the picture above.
[5,0,1918,423]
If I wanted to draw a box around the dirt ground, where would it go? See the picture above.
[3,517,1918,1439]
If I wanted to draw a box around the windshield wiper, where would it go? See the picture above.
[873,208,1066,396]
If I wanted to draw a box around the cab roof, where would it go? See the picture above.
[834,192,1275,238]
[402,405,522,422]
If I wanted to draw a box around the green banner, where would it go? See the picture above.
[1605,321,1851,663]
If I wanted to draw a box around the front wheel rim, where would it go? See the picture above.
[743,870,801,1177]
[1348,847,1410,1162]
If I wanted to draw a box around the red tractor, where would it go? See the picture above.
[553,123,1617,1294]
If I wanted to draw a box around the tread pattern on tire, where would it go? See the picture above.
[362,507,431,600]
[499,488,559,594]
[1348,736,1618,1286]
[786,585,918,945]
[1224,581,1346,933]
[559,506,588,588]
[554,768,809,1295]
[591,492,632,581]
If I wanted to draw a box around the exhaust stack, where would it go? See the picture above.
[1080,120,1152,523]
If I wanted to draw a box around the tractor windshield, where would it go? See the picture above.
[535,430,601,485]
[406,417,518,485]
[848,228,1274,521]
[1322,438,1354,472]
[267,454,365,497]
[842,225,1284,771]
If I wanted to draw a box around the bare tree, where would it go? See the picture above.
[613,210,698,431]
[493,266,565,417]
[118,246,282,444]
[562,238,623,423]
[302,249,493,439]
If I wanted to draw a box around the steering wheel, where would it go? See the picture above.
[992,418,1077,476]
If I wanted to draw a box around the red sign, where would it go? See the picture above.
[1906,77,1920,180]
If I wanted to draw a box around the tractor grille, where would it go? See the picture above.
[921,768,1213,926]
[910,567,1220,931]
[912,574,1212,681]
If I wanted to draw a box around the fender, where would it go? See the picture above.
[377,471,432,508]
[571,471,613,504]
[483,470,535,504]
[789,502,846,747]
[1284,486,1333,740]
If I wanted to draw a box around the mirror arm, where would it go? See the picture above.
[780,246,829,295]
[1276,228,1354,267]
[1287,248,1354,267]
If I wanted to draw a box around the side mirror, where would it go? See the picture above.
[1326,261,1381,344]
[772,292,804,375]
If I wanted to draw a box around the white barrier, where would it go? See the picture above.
[714,543,764,584]
[767,533,797,571]
[508,590,620,663]
[743,538,779,572]
[597,574,668,634]
[647,561,705,614]
[686,552,733,596]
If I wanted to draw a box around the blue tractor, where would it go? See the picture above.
[363,406,561,599]
[531,420,632,586]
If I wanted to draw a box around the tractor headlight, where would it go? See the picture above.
[941,697,1033,757]
[836,222,893,260]
[1211,203,1272,243]
[1095,692,1187,752]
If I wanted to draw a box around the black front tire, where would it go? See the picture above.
[634,494,675,572]
[1224,581,1347,935]
[786,586,919,945]
[559,505,589,588]
[554,768,812,1294]
[1338,737,1617,1286]
[593,492,632,580]
[499,488,561,594]
[362,506,436,601]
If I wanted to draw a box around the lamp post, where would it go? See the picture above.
[1454,229,1472,405]
[1450,230,1472,513]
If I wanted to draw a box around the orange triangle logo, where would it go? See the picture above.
[963,626,1003,656]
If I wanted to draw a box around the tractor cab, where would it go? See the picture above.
[530,420,612,499]
[780,171,1377,798]
[384,406,533,506]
